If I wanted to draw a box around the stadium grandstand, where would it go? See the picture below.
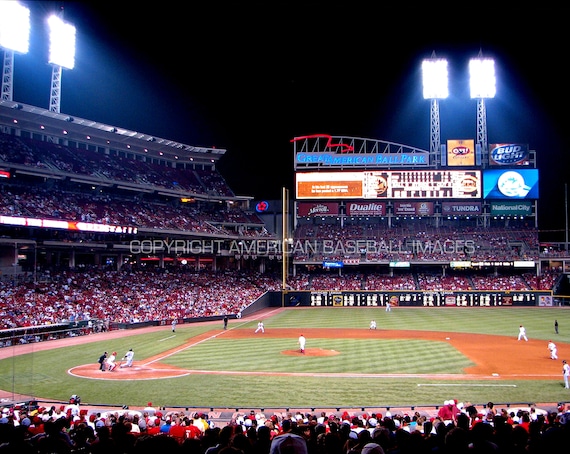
[1,100,570,333]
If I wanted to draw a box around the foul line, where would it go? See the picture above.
[144,311,280,366]
[418,383,517,387]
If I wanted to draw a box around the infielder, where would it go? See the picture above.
[518,325,528,341]
[548,341,558,360]
[255,321,265,333]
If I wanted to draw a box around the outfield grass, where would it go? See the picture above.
[1,306,569,410]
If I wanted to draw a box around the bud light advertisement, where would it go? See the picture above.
[489,143,530,166]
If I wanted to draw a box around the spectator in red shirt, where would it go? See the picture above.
[168,416,187,444]
[184,417,204,440]
[437,401,455,425]
[146,417,162,436]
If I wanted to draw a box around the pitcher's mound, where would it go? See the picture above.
[282,348,340,357]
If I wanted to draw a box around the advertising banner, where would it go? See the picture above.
[393,201,434,216]
[483,169,539,199]
[489,143,530,166]
[447,139,475,166]
[441,201,482,216]
[345,201,386,216]
[296,172,364,198]
[297,202,339,217]
[490,201,533,216]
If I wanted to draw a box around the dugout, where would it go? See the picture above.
[0,323,71,347]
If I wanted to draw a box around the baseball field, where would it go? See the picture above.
[1,306,569,412]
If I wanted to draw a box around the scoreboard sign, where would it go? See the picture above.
[296,170,481,199]
[306,290,548,307]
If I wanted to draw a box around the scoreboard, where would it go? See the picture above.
[296,170,481,199]
[292,136,537,203]
[305,290,549,307]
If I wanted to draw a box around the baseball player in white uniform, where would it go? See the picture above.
[518,325,528,341]
[107,351,117,371]
[255,321,265,333]
[121,348,135,367]
[548,341,558,360]
[298,334,306,354]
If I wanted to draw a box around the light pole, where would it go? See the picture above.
[47,12,76,113]
[0,1,30,102]
[422,54,448,158]
[469,54,496,162]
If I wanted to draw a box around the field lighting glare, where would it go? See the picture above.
[0,1,30,53]
[469,58,496,99]
[422,56,448,154]
[421,58,448,99]
[48,14,76,69]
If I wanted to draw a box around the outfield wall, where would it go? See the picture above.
[271,290,554,308]
[212,289,557,320]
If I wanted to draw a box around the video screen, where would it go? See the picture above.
[483,169,539,199]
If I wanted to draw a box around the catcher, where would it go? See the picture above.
[107,351,117,371]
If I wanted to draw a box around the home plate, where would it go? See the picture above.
[445,337,450,340]
[492,373,499,376]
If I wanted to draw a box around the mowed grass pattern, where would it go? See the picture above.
[1,306,569,409]
[164,338,473,374]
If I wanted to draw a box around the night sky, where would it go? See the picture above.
[9,2,568,239]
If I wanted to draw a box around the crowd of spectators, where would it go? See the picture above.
[0,266,561,331]
[290,268,560,292]
[293,222,540,263]
[0,397,569,453]
[0,132,233,198]
[0,185,266,237]
[0,269,279,329]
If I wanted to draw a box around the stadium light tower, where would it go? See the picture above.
[0,1,30,102]
[422,54,448,155]
[469,54,496,158]
[47,12,76,113]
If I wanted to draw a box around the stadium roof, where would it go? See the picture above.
[0,100,226,165]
